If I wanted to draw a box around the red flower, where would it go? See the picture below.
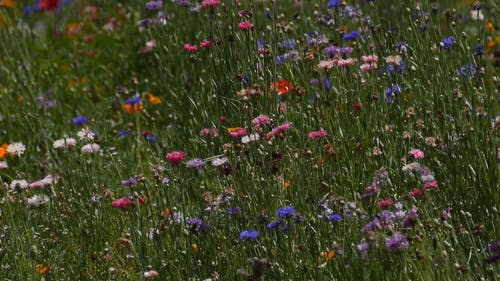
[378,198,393,208]
[111,197,133,209]
[271,80,294,96]
[165,151,186,164]
[39,0,59,11]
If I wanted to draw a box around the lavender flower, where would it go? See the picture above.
[240,229,259,240]
[385,232,409,253]
[186,158,206,169]
[277,206,295,219]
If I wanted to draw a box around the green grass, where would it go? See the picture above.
[0,0,499,280]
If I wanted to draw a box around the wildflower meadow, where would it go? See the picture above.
[0,0,499,280]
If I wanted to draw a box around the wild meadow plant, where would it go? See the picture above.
[0,0,498,280]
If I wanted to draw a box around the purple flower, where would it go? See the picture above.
[328,214,342,222]
[227,207,242,216]
[343,30,361,41]
[146,1,162,10]
[186,158,206,168]
[125,96,141,105]
[327,0,340,8]
[485,254,500,264]
[277,206,295,219]
[121,177,137,187]
[441,36,455,50]
[266,220,282,230]
[385,232,409,253]
[240,229,259,240]
[72,115,88,125]
[489,242,500,253]
[357,240,370,258]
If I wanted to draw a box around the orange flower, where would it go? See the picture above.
[191,243,199,253]
[67,23,80,39]
[160,208,171,217]
[143,92,161,105]
[124,104,144,114]
[0,0,16,8]
[318,249,335,263]
[283,182,290,189]
[16,96,24,103]
[35,264,52,274]
[271,80,293,96]
[0,144,8,158]
[487,21,495,32]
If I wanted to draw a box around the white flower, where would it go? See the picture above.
[241,133,260,144]
[0,161,7,169]
[143,270,159,278]
[77,128,96,142]
[470,10,484,21]
[53,137,77,149]
[10,179,28,190]
[27,194,49,207]
[7,142,26,156]
[81,143,101,154]
[211,157,229,167]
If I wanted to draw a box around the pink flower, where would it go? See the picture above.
[238,21,254,30]
[0,161,7,169]
[165,151,186,164]
[265,122,291,140]
[229,128,247,137]
[201,0,220,7]
[30,174,58,189]
[199,40,212,48]
[112,197,133,209]
[183,44,198,52]
[352,103,361,110]
[360,63,377,73]
[337,58,356,68]
[423,180,438,190]
[199,128,218,138]
[409,188,423,198]
[409,149,424,160]
[252,115,270,127]
[361,55,378,63]
[308,129,327,139]
[378,198,393,208]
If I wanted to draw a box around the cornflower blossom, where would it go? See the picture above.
[277,206,295,218]
[357,240,370,259]
[441,36,455,50]
[165,151,185,164]
[201,0,220,7]
[239,229,259,240]
[265,122,291,140]
[409,149,424,159]
[183,44,198,52]
[111,197,133,208]
[121,177,137,187]
[238,21,254,30]
[27,194,49,207]
[252,115,270,127]
[343,30,361,41]
[145,1,162,10]
[10,179,28,190]
[81,143,101,154]
[72,115,88,125]
[308,129,327,139]
[385,232,409,253]
[186,158,206,168]
[211,157,229,167]
[337,58,356,68]
[7,142,26,156]
[53,137,77,149]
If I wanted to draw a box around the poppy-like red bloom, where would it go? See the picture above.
[111,197,133,209]
[39,0,59,11]
[378,198,393,208]
[165,151,186,164]
[271,80,294,96]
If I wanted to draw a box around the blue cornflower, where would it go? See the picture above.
[146,134,157,142]
[117,130,131,137]
[473,44,484,56]
[441,36,456,50]
[125,96,141,105]
[459,64,476,79]
[257,38,265,51]
[281,39,296,50]
[239,229,259,240]
[137,18,153,26]
[328,214,342,222]
[343,30,362,41]
[277,206,295,219]
[327,0,340,9]
[227,207,242,216]
[146,1,163,10]
[265,11,272,19]
[121,177,138,187]
[72,115,88,125]
[266,220,282,230]
[275,54,288,66]
[321,77,332,90]
[387,64,396,75]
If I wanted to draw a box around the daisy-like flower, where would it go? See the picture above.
[53,137,77,149]
[251,114,270,127]
[7,142,26,156]
[77,128,96,142]
[241,133,260,144]
[81,143,101,154]
[211,157,229,167]
[27,194,49,207]
[409,148,424,160]
[0,161,7,169]
[10,179,28,190]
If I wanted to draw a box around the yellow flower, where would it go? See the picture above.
[486,21,495,32]
[16,96,24,103]
[227,127,242,133]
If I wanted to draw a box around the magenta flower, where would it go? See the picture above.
[378,198,393,208]
[199,40,212,48]
[201,0,220,7]
[229,128,247,137]
[165,151,186,164]
[361,55,378,63]
[308,129,327,139]
[111,197,133,209]
[423,180,438,190]
[265,122,291,140]
[183,44,198,52]
[238,21,254,30]
[409,148,424,160]
[409,188,423,198]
